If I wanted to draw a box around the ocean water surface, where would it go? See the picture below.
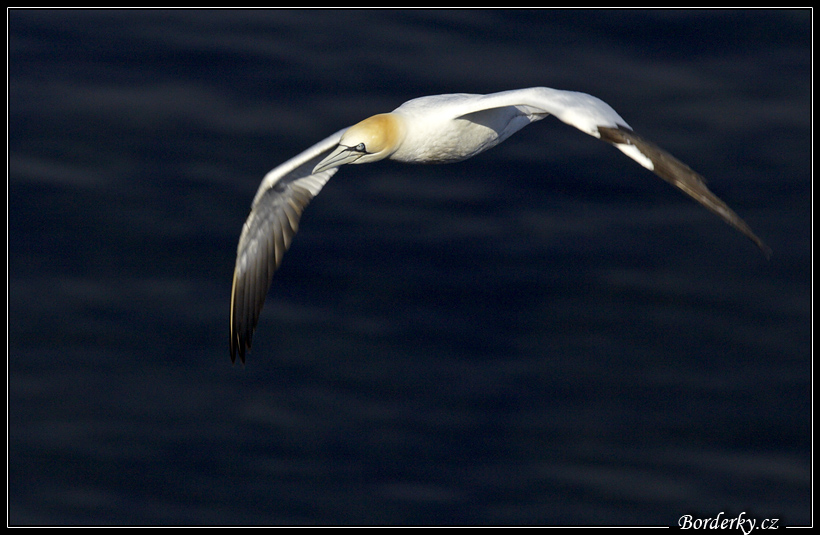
[9,9,811,525]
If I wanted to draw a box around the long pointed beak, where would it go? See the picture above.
[313,145,365,174]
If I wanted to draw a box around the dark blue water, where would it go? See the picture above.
[9,9,811,526]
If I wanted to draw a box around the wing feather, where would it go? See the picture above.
[441,87,769,256]
[230,129,347,363]
[597,125,771,258]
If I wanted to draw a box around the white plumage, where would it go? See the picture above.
[230,87,770,363]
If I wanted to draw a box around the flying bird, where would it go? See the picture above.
[230,87,770,363]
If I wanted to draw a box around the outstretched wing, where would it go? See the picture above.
[450,87,770,256]
[231,88,771,363]
[597,125,771,257]
[231,128,347,363]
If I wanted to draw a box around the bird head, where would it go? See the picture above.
[313,113,405,174]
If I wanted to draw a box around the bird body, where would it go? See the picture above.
[387,92,539,163]
[230,87,770,363]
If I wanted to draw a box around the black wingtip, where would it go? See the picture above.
[598,125,772,260]
[756,240,773,261]
[230,349,247,366]
[230,332,248,365]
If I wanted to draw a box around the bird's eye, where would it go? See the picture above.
[354,143,366,152]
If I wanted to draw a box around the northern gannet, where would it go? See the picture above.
[230,87,770,363]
